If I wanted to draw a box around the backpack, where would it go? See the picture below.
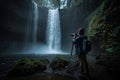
[83,38,91,53]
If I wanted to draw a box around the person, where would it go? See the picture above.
[72,27,89,77]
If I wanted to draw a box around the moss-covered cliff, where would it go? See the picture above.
[87,0,120,54]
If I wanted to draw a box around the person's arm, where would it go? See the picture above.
[72,36,76,43]
[73,36,79,44]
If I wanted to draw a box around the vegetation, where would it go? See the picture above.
[7,58,49,76]
[34,0,84,9]
[87,0,120,54]
[50,55,69,71]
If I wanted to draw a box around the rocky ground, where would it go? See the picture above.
[0,53,93,80]
[0,53,120,80]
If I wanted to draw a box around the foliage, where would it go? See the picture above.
[87,0,120,54]
[35,0,83,9]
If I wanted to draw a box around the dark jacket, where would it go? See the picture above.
[73,35,87,55]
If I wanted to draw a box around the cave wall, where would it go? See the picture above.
[0,0,33,52]
[87,0,120,55]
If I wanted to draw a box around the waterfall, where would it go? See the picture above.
[32,1,38,48]
[24,0,39,53]
[24,1,33,49]
[24,1,62,53]
[47,9,61,52]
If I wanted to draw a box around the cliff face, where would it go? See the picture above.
[0,0,32,40]
[87,0,120,54]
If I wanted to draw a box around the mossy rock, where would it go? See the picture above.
[65,61,79,74]
[87,0,120,54]
[7,58,49,77]
[50,56,69,71]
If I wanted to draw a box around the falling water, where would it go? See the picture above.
[24,1,39,53]
[47,9,61,52]
[24,1,33,49]
[32,1,38,48]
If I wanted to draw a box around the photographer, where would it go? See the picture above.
[72,27,89,77]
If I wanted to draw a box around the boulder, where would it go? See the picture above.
[7,58,49,76]
[50,56,69,71]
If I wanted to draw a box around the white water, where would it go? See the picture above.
[23,2,63,54]
[32,1,38,48]
[47,9,61,53]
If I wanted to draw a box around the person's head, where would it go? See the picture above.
[78,27,84,35]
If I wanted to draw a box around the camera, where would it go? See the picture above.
[71,33,78,37]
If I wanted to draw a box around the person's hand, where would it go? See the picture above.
[71,33,76,36]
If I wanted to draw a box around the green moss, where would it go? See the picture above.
[87,0,120,54]
[7,58,49,77]
[87,1,106,40]
[50,55,69,71]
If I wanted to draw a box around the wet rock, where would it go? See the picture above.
[7,58,49,77]
[65,61,79,74]
[50,56,69,71]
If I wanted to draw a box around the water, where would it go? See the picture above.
[24,2,62,54]
[24,1,33,48]
[47,9,61,53]
[24,0,39,53]
[32,1,38,48]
